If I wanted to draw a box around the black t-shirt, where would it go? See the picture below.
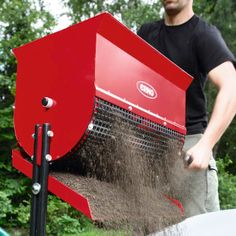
[137,15,236,134]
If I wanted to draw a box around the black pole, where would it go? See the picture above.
[30,124,40,236]
[37,123,51,236]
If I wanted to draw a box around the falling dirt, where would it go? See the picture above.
[51,118,190,235]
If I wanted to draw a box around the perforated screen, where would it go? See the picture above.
[82,98,184,158]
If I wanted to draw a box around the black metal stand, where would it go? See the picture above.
[30,123,52,236]
[30,124,40,236]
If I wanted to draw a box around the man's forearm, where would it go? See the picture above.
[200,83,236,149]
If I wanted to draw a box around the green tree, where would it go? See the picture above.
[66,0,163,30]
[217,157,236,209]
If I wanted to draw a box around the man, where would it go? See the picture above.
[138,0,236,217]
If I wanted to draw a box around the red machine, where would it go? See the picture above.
[12,12,192,234]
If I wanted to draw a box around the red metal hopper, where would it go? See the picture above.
[12,12,192,233]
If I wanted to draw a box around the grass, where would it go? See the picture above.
[6,226,131,236]
[72,228,131,236]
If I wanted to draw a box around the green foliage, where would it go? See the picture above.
[0,182,93,234]
[2,194,93,235]
[46,195,92,235]
[217,118,236,174]
[65,0,163,30]
[120,0,163,30]
[0,191,12,220]
[77,228,131,236]
[14,201,31,226]
[217,157,236,209]
[0,161,31,228]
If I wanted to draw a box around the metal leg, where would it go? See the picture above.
[29,123,52,236]
[37,123,51,236]
[30,124,40,236]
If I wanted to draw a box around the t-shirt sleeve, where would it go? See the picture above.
[195,26,236,74]
[137,23,150,40]
[137,24,144,37]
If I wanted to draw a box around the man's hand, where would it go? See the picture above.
[186,139,212,170]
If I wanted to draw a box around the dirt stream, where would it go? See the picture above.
[51,120,190,235]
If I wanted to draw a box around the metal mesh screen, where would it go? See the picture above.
[82,98,184,158]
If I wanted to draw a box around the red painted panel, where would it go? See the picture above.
[13,19,98,160]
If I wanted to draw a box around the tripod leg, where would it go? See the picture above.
[30,124,40,236]
[37,123,51,236]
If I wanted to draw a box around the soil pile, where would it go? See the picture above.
[51,119,187,235]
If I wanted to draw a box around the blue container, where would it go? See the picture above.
[0,228,10,236]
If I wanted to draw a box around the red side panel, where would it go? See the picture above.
[13,17,100,160]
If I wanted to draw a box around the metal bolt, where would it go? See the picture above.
[47,130,54,137]
[41,97,54,108]
[31,155,34,160]
[128,106,132,111]
[32,183,41,195]
[163,121,167,126]
[45,154,52,161]
[88,123,94,131]
[32,133,35,138]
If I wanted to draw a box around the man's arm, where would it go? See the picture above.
[187,61,236,169]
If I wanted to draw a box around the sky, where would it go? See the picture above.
[42,0,71,32]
